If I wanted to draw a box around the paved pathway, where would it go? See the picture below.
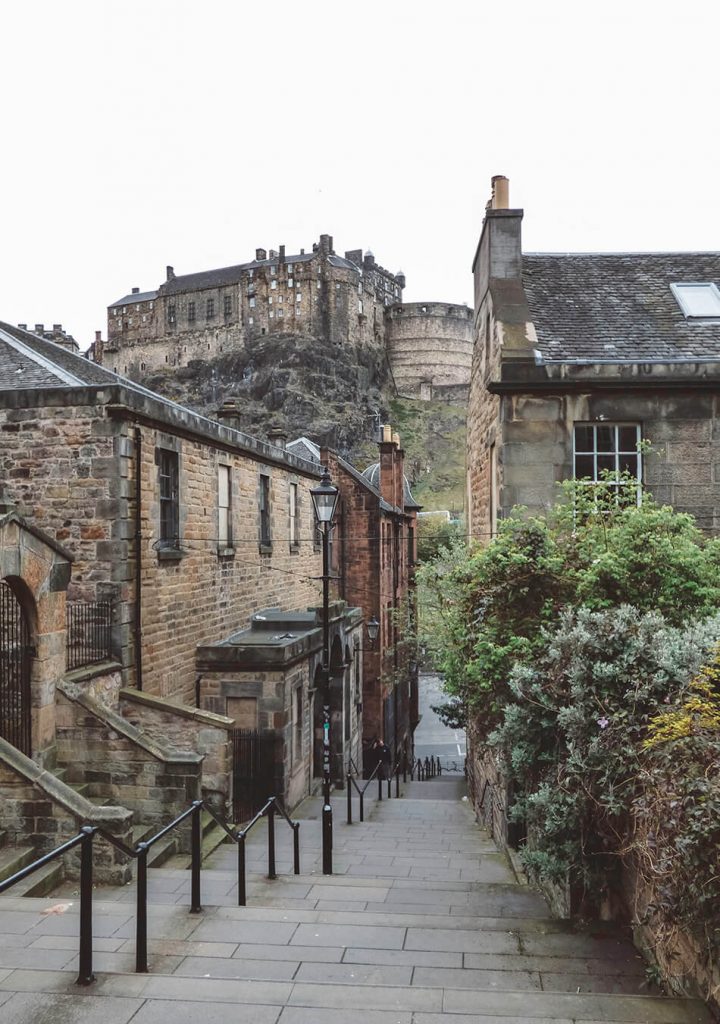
[413,673,466,769]
[0,777,710,1023]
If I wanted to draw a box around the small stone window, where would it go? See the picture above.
[249,297,256,308]
[188,301,196,322]
[167,305,175,324]
[271,280,277,290]
[224,294,232,317]
[292,686,303,763]
[206,298,215,319]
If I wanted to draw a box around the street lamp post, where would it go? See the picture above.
[310,467,339,876]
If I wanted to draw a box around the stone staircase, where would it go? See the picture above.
[0,777,711,1022]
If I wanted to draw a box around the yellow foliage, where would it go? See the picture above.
[644,647,720,749]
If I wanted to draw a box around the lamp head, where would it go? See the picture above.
[310,467,339,525]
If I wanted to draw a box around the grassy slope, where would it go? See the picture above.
[389,397,466,515]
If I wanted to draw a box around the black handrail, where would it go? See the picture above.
[234,796,300,905]
[0,795,300,984]
[346,760,391,824]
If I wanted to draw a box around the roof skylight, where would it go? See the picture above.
[671,282,720,320]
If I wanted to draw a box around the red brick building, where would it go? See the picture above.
[290,428,420,770]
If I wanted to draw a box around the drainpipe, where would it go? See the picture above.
[134,427,143,691]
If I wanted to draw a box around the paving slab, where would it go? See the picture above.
[295,961,413,986]
[0,991,144,1024]
[278,1008,411,1024]
[173,954,299,980]
[130,1000,282,1024]
[233,942,345,963]
[288,979,443,1011]
[291,922,406,949]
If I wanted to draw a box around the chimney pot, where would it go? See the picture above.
[382,424,392,443]
[491,174,510,210]
[392,431,401,448]
[132,287,140,294]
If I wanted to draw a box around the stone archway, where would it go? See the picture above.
[0,578,33,755]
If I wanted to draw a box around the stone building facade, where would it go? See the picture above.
[467,176,720,541]
[0,322,368,821]
[99,235,473,406]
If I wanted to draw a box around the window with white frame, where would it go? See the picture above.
[573,423,642,495]
[671,283,720,320]
[289,482,298,546]
[218,464,232,548]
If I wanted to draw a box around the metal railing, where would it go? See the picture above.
[411,755,443,780]
[345,760,383,824]
[66,600,113,671]
[345,755,407,824]
[0,796,300,985]
[234,796,300,906]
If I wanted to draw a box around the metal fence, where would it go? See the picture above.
[66,601,113,671]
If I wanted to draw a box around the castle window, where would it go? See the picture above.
[248,316,254,325]
[270,266,277,277]
[249,297,256,308]
[269,296,273,305]
[296,292,301,302]
[167,305,175,324]
[271,280,277,290]
[278,309,283,318]
[278,295,283,304]
[336,283,340,290]
[317,280,321,289]
[128,317,134,325]
[188,301,196,322]
[224,295,232,317]
[269,310,274,318]
[206,298,215,319]
[359,299,363,315]
[288,278,294,288]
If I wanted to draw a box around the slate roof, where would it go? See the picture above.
[286,437,321,463]
[0,323,116,389]
[110,290,158,308]
[0,323,321,476]
[154,253,318,300]
[522,252,720,363]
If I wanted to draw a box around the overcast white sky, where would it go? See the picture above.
[3,0,719,348]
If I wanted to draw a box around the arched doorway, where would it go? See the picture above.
[0,579,32,755]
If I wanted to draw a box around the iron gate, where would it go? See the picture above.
[231,729,283,824]
[0,580,32,756]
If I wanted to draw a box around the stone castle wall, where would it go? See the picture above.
[386,302,474,401]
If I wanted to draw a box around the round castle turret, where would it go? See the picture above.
[385,302,473,402]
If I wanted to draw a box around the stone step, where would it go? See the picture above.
[0,965,708,1022]
[0,844,35,884]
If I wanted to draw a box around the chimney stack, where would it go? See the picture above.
[166,266,175,280]
[95,331,102,343]
[216,398,243,430]
[132,287,140,294]
[255,248,267,261]
[17,323,27,330]
[490,175,510,210]
[35,324,44,334]
[378,424,400,507]
[53,323,62,332]
[279,245,285,263]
